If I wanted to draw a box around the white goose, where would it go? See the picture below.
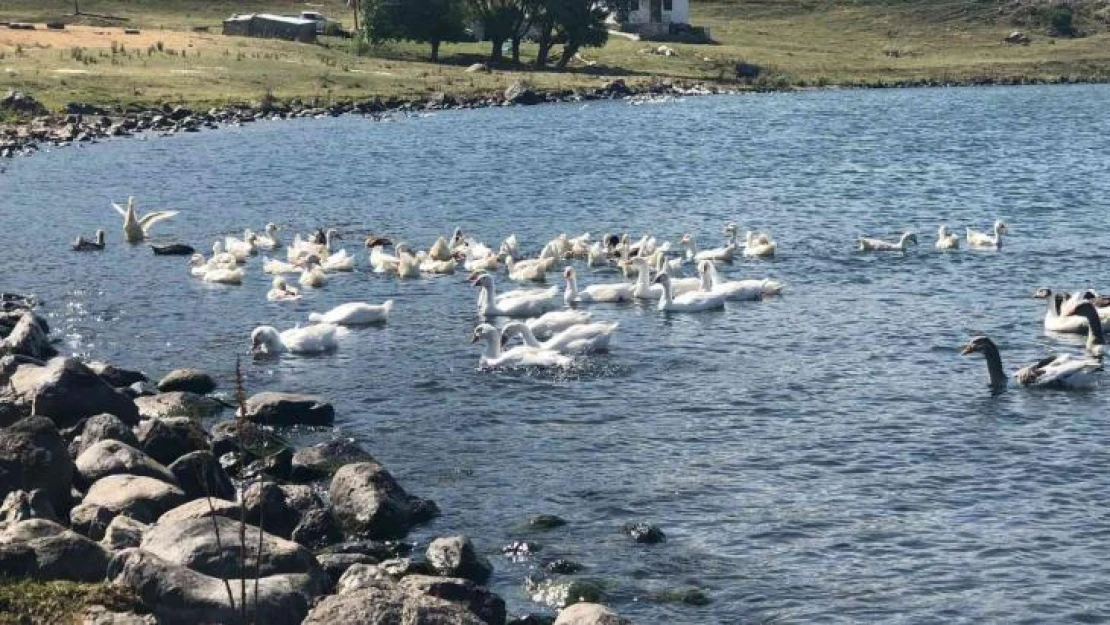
[629,258,699,300]
[697,260,782,300]
[473,273,554,318]
[428,236,454,262]
[298,256,329,289]
[562,267,633,305]
[506,256,555,283]
[263,255,301,275]
[250,323,343,355]
[417,252,457,275]
[743,230,777,258]
[369,242,401,274]
[498,234,522,262]
[1034,288,1088,334]
[254,223,281,250]
[266,277,300,301]
[189,254,243,285]
[935,225,959,250]
[111,197,179,243]
[858,232,918,252]
[966,220,1007,249]
[396,245,421,279]
[469,323,571,369]
[653,273,727,313]
[321,248,355,272]
[651,249,685,277]
[308,301,393,325]
[224,234,257,262]
[586,241,607,268]
[960,335,1101,390]
[682,224,739,263]
[525,309,593,340]
[501,320,618,355]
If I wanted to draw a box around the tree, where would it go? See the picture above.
[551,0,609,69]
[468,0,525,63]
[362,0,467,62]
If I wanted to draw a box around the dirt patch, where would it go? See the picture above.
[0,24,218,51]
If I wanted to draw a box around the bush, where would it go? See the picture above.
[1044,5,1077,37]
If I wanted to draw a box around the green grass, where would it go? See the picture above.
[1,0,1109,112]
[0,578,142,625]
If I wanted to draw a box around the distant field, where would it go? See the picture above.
[1,0,1108,111]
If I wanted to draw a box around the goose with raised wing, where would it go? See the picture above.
[469,323,571,369]
[966,220,1007,249]
[653,273,727,312]
[112,197,179,243]
[960,336,1101,390]
[858,232,918,252]
[309,300,393,325]
[251,323,343,355]
[501,320,618,354]
[562,267,633,305]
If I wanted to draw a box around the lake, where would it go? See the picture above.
[3,84,1110,623]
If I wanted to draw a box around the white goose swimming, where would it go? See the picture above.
[396,245,421,279]
[111,197,179,243]
[369,242,401,274]
[966,220,1007,249]
[629,257,699,300]
[321,248,355,272]
[298,256,329,289]
[697,260,782,300]
[308,301,393,325]
[682,224,739,263]
[562,267,633,305]
[251,323,343,355]
[506,256,555,283]
[524,309,593,340]
[960,335,1102,390]
[417,252,457,275]
[858,232,918,252]
[472,273,555,318]
[469,323,571,369]
[935,225,959,250]
[1034,288,1088,334]
[501,320,619,354]
[189,253,243,284]
[224,233,258,261]
[498,234,522,262]
[266,277,300,301]
[653,273,727,313]
[428,236,454,262]
[743,230,777,258]
[263,255,302,275]
[254,223,281,250]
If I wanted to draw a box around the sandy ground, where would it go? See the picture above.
[0,24,220,51]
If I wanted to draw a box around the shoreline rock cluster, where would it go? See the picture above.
[0,299,634,624]
[0,79,713,159]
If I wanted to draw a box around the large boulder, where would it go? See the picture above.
[329,461,438,539]
[553,603,631,625]
[0,416,74,513]
[292,506,343,550]
[88,362,147,388]
[157,369,216,394]
[426,535,493,584]
[400,575,506,625]
[0,311,56,361]
[168,450,235,500]
[291,438,374,482]
[504,80,542,106]
[75,440,177,487]
[135,392,223,420]
[82,474,188,523]
[2,519,112,582]
[243,481,298,538]
[0,488,57,524]
[242,392,335,427]
[70,502,117,540]
[303,579,498,625]
[0,90,48,117]
[99,514,148,551]
[157,498,240,524]
[2,358,139,428]
[136,416,209,465]
[71,413,140,458]
[108,548,318,625]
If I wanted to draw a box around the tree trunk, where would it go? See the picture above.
[352,0,360,32]
[557,42,580,69]
[73,0,80,15]
[490,38,505,62]
[511,36,522,64]
[534,23,554,68]
[430,39,441,62]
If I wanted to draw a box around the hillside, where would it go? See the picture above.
[1,0,1108,111]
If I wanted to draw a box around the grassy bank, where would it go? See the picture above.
[1,0,1109,111]
[0,578,141,625]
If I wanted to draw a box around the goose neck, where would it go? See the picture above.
[981,342,1007,389]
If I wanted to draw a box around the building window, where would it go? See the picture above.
[630,0,640,11]
[663,0,672,10]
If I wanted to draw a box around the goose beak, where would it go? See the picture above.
[468,332,480,344]
[959,344,976,356]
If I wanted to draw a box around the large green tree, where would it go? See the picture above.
[362,0,467,62]
[551,0,609,69]
[468,0,525,62]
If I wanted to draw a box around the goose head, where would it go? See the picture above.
[1032,287,1052,299]
[900,232,919,247]
[652,272,672,287]
[723,223,738,237]
[94,229,106,245]
[188,253,206,267]
[469,323,497,345]
[212,241,224,255]
[470,273,493,289]
[994,220,1008,235]
[250,326,282,353]
[451,228,464,245]
[960,335,996,356]
[272,276,287,290]
[562,266,577,282]
[265,222,278,237]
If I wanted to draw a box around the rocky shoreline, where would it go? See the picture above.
[0,299,640,624]
[0,79,719,160]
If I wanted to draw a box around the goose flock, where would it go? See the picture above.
[72,201,1109,389]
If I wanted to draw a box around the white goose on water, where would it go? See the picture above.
[858,232,918,252]
[682,224,739,263]
[308,301,393,325]
[506,256,555,283]
[1034,288,1088,334]
[254,223,281,250]
[966,220,1007,249]
[263,255,301,275]
[562,266,633,305]
[935,225,959,250]
[299,256,329,289]
[469,323,571,369]
[189,253,242,284]
[251,323,343,355]
[111,197,179,243]
[653,273,727,313]
[629,257,699,300]
[266,277,300,301]
[500,320,619,354]
[697,260,782,300]
[524,309,593,340]
[743,230,777,258]
[960,335,1101,390]
[472,273,555,318]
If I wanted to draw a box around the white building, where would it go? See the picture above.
[622,0,690,36]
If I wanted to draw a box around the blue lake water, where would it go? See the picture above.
[3,84,1110,623]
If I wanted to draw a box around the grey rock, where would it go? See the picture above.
[108,548,318,625]
[317,552,379,590]
[0,415,74,513]
[0,542,36,577]
[329,461,437,539]
[99,514,148,551]
[82,474,188,523]
[140,516,324,584]
[553,603,631,625]
[157,368,216,394]
[2,519,112,582]
[168,450,235,500]
[135,392,222,420]
[622,522,665,544]
[400,575,507,625]
[302,585,405,625]
[136,416,209,465]
[505,80,542,105]
[242,392,335,427]
[291,438,374,482]
[0,311,56,361]
[0,488,57,524]
[70,502,117,540]
[528,514,567,530]
[2,517,68,541]
[292,506,343,550]
[79,605,157,625]
[1,357,138,428]
[72,413,140,458]
[336,561,400,594]
[157,497,240,524]
[88,362,147,388]
[75,440,177,487]
[426,535,493,584]
[0,90,48,116]
[243,481,297,538]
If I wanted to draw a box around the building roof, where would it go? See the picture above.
[223,13,316,26]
